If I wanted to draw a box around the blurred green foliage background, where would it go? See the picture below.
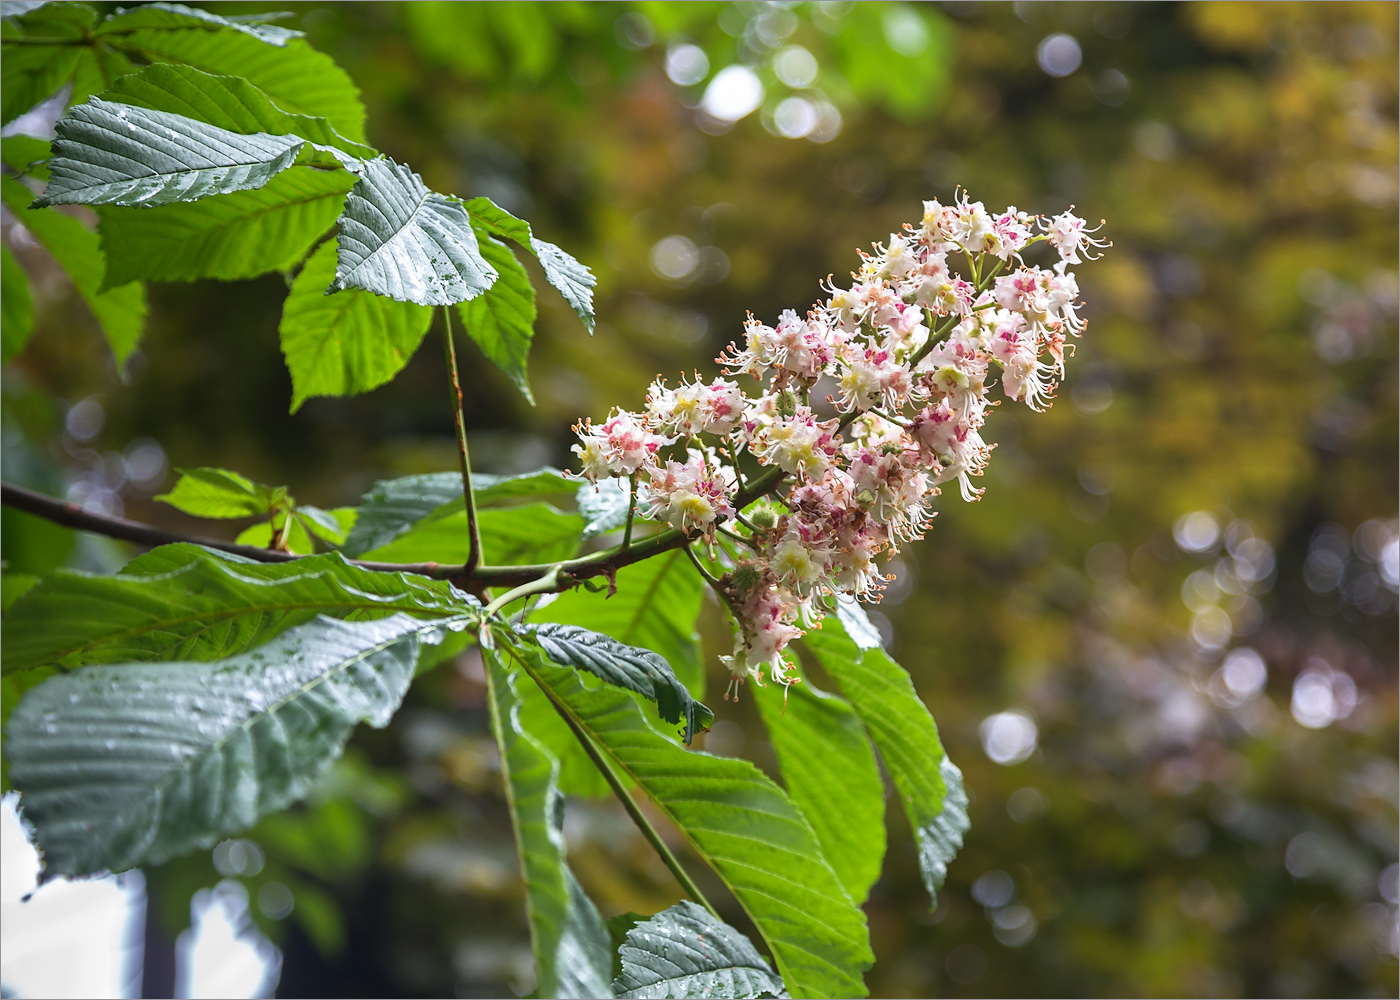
[3,2,1397,997]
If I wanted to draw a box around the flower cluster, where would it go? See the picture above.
[572,193,1108,699]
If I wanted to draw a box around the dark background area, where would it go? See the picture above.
[3,2,1396,997]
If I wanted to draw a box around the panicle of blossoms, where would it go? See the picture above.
[568,194,1109,702]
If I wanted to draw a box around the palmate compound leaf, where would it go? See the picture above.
[332,157,495,306]
[802,603,970,901]
[465,196,596,333]
[484,649,614,1000]
[614,901,788,1000]
[5,611,475,877]
[91,62,370,287]
[526,623,712,745]
[0,175,146,366]
[280,240,434,412]
[520,649,874,1000]
[34,99,353,209]
[341,468,577,558]
[0,543,473,675]
[752,676,886,907]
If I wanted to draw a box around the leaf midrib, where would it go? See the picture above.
[339,169,432,283]
[57,114,301,199]
[12,593,458,672]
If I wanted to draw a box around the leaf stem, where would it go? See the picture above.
[483,567,563,619]
[683,542,723,587]
[511,646,722,920]
[714,525,752,550]
[442,306,485,574]
[908,312,962,370]
[275,511,293,552]
[621,473,638,550]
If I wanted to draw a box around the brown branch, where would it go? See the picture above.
[2,466,789,594]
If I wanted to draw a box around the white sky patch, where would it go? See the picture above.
[1,796,280,999]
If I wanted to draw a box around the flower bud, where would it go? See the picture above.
[749,504,780,530]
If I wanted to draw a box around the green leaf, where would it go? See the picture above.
[95,2,301,46]
[457,228,537,402]
[464,195,532,244]
[280,240,434,412]
[2,245,34,361]
[97,17,366,143]
[465,196,596,333]
[341,468,577,557]
[2,2,57,20]
[296,504,350,546]
[67,37,134,107]
[0,175,146,365]
[529,622,712,744]
[524,651,874,1000]
[753,677,885,907]
[529,236,597,334]
[484,650,615,999]
[93,62,372,159]
[516,549,708,799]
[0,572,39,611]
[0,134,51,175]
[532,548,706,695]
[35,99,343,209]
[0,2,92,125]
[360,502,583,567]
[235,514,313,555]
[0,543,471,674]
[474,467,577,506]
[577,478,631,540]
[98,168,354,287]
[0,663,51,788]
[614,900,787,1000]
[5,612,472,876]
[802,605,969,901]
[341,471,464,557]
[333,157,496,306]
[155,466,277,518]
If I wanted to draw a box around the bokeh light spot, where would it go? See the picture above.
[1037,34,1082,77]
[702,65,764,122]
